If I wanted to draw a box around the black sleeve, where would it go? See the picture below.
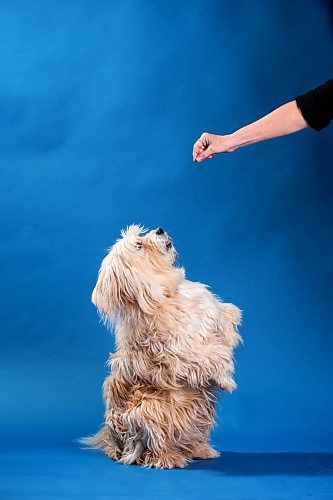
[296,79,333,131]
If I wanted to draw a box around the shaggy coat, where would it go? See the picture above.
[82,225,241,468]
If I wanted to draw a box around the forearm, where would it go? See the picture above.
[227,100,308,151]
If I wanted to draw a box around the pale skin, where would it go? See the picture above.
[193,100,308,162]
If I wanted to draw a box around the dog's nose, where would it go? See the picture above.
[156,227,165,235]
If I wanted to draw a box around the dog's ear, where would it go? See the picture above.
[92,256,164,316]
[91,258,121,315]
[130,272,165,314]
[120,224,145,240]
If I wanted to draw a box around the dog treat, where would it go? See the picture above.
[81,225,242,469]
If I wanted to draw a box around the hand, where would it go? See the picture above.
[192,132,235,162]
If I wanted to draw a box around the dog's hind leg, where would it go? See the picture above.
[80,374,129,462]
[174,388,219,461]
[118,439,144,465]
[121,388,188,469]
[187,443,220,459]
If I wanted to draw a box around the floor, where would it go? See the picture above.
[1,447,333,499]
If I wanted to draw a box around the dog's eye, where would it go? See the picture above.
[135,242,142,250]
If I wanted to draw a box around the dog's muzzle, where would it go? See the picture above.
[155,227,173,252]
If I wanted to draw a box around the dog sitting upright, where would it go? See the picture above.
[83,225,241,468]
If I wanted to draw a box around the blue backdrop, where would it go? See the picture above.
[1,0,332,454]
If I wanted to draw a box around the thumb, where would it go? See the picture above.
[196,145,213,162]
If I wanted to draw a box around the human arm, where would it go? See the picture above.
[193,78,333,162]
[193,100,308,162]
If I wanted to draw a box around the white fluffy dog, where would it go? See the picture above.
[83,225,241,468]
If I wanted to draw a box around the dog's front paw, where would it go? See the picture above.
[211,374,237,393]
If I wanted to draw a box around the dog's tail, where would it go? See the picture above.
[78,426,109,451]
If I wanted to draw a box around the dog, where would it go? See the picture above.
[82,225,241,468]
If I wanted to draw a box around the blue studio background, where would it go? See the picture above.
[1,1,333,498]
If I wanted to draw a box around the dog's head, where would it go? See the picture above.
[92,225,183,317]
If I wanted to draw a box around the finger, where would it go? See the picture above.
[192,145,199,161]
[192,141,199,160]
[193,139,205,154]
[193,133,212,161]
[200,132,208,141]
[193,140,205,161]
